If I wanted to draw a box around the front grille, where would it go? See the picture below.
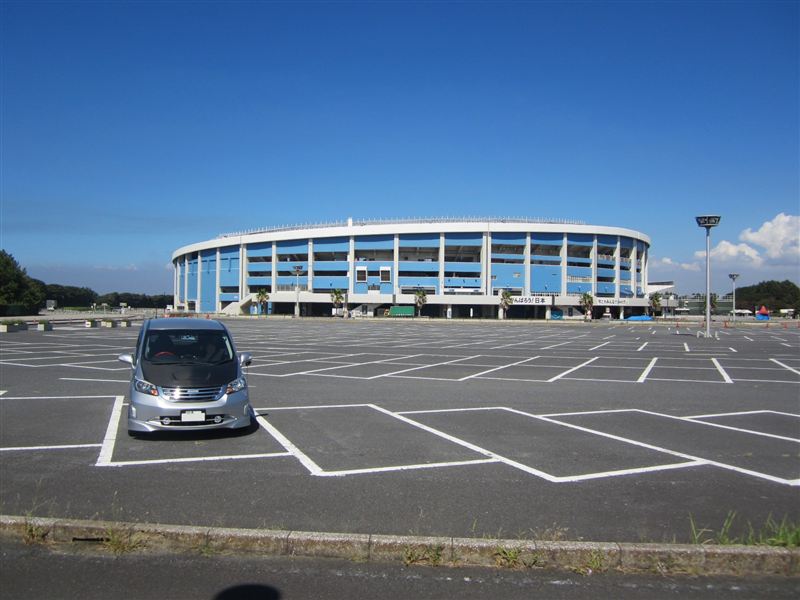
[160,386,224,402]
[156,415,227,426]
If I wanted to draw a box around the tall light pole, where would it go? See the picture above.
[729,273,739,323]
[293,265,303,318]
[695,215,721,339]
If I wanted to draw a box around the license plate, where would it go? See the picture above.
[181,410,205,423]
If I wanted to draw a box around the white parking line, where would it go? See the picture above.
[368,355,480,380]
[711,358,733,384]
[637,342,648,352]
[637,357,658,383]
[517,408,799,486]
[286,354,423,377]
[314,458,499,477]
[458,356,540,382]
[771,358,800,375]
[588,341,609,351]
[541,341,570,350]
[254,414,325,475]
[60,377,129,383]
[1,444,102,452]
[103,452,291,468]
[95,395,125,466]
[685,409,800,419]
[684,343,690,352]
[547,357,598,382]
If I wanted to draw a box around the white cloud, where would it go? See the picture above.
[694,240,763,266]
[651,256,701,271]
[739,213,800,261]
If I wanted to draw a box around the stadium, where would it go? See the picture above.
[172,217,657,319]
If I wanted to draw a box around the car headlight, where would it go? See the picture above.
[226,377,247,395]
[134,378,159,396]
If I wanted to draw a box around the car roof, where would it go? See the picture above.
[146,318,226,332]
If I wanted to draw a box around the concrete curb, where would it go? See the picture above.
[3,515,798,577]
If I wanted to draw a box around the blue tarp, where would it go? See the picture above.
[626,315,653,321]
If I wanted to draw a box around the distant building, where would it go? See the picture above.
[172,217,657,319]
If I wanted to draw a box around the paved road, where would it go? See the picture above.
[1,319,798,544]
[2,537,798,599]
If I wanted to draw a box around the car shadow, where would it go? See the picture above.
[129,419,261,442]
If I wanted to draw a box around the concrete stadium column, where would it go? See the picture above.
[524,232,531,296]
[631,242,638,299]
[307,238,314,292]
[642,244,648,293]
[173,260,178,309]
[271,242,277,296]
[591,235,598,298]
[482,231,490,295]
[438,232,445,294]
[616,237,623,319]
[196,252,202,314]
[560,232,567,296]
[215,247,221,313]
[348,235,355,296]
[184,255,189,310]
[393,234,400,298]
[239,244,245,302]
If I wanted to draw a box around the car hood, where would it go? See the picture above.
[141,361,238,388]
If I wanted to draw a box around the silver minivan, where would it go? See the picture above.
[118,318,253,435]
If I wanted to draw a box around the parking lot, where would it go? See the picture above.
[1,319,798,543]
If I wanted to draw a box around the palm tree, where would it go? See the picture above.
[579,292,594,321]
[414,289,427,317]
[649,292,662,317]
[499,290,513,319]
[255,288,269,317]
[330,288,344,316]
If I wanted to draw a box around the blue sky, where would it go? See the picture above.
[1,0,797,295]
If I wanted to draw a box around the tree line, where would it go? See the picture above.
[1,250,171,315]
[734,280,800,312]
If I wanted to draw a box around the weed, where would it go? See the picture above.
[195,530,217,557]
[103,525,143,555]
[689,514,713,545]
[22,515,49,545]
[689,512,800,548]
[586,550,606,573]
[494,545,522,568]
[402,544,444,566]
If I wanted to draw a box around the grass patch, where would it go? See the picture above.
[402,544,444,566]
[103,524,144,555]
[689,512,800,547]
[493,545,542,569]
[22,515,50,545]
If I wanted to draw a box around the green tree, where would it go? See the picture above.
[498,290,513,319]
[255,289,270,316]
[649,292,662,316]
[579,292,594,321]
[45,283,97,307]
[330,289,344,315]
[736,280,800,312]
[414,288,427,317]
[0,250,45,314]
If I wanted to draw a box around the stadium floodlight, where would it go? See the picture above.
[696,215,721,338]
[729,273,740,324]
[294,265,303,318]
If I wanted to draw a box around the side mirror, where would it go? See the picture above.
[118,354,134,366]
[239,352,252,367]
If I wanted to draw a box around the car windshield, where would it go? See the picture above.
[143,330,234,364]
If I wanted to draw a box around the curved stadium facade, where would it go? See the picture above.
[172,217,652,319]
